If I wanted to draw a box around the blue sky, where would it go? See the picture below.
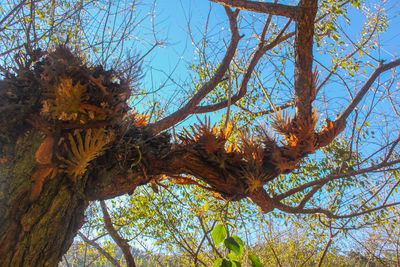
[134,0,400,123]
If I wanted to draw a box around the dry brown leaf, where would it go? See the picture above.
[35,136,55,165]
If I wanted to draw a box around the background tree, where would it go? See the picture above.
[1,0,400,266]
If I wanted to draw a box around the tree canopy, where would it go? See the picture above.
[0,0,400,266]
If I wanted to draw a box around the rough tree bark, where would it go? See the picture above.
[1,0,400,266]
[0,48,169,265]
[0,132,88,266]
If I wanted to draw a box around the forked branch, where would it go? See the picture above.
[100,201,136,267]
[78,231,121,267]
[150,7,241,134]
[194,18,293,114]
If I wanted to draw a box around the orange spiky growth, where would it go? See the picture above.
[289,110,318,154]
[31,46,134,132]
[270,148,299,174]
[271,109,317,151]
[244,167,270,193]
[178,118,232,154]
[167,175,215,192]
[41,77,111,124]
[226,142,239,153]
[267,109,319,174]
[41,78,88,121]
[60,128,114,180]
[315,120,346,149]
[238,131,272,192]
[270,67,319,151]
[271,109,294,138]
[239,131,264,166]
[133,110,150,127]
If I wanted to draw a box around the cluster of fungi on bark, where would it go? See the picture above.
[1,0,400,265]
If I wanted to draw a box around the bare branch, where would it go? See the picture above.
[194,19,293,114]
[335,201,400,219]
[78,231,121,267]
[297,184,322,210]
[275,158,400,202]
[236,101,294,115]
[316,15,379,94]
[197,216,224,259]
[0,0,28,31]
[100,201,136,267]
[335,58,400,127]
[149,7,241,133]
[208,0,298,18]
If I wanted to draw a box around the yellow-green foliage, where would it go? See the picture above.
[61,128,114,179]
[42,77,88,121]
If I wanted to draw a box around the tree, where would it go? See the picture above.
[1,0,400,265]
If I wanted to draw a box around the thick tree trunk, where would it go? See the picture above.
[0,131,88,266]
[0,47,170,265]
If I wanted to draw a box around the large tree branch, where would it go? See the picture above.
[194,19,293,114]
[208,0,298,19]
[293,0,318,121]
[149,8,241,134]
[201,0,359,115]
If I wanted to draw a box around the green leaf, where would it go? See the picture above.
[227,252,239,262]
[352,0,360,8]
[213,258,223,267]
[225,253,242,267]
[221,259,233,267]
[224,236,244,257]
[248,254,263,267]
[212,224,227,247]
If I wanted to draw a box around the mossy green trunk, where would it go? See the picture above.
[0,48,158,266]
[0,132,88,266]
